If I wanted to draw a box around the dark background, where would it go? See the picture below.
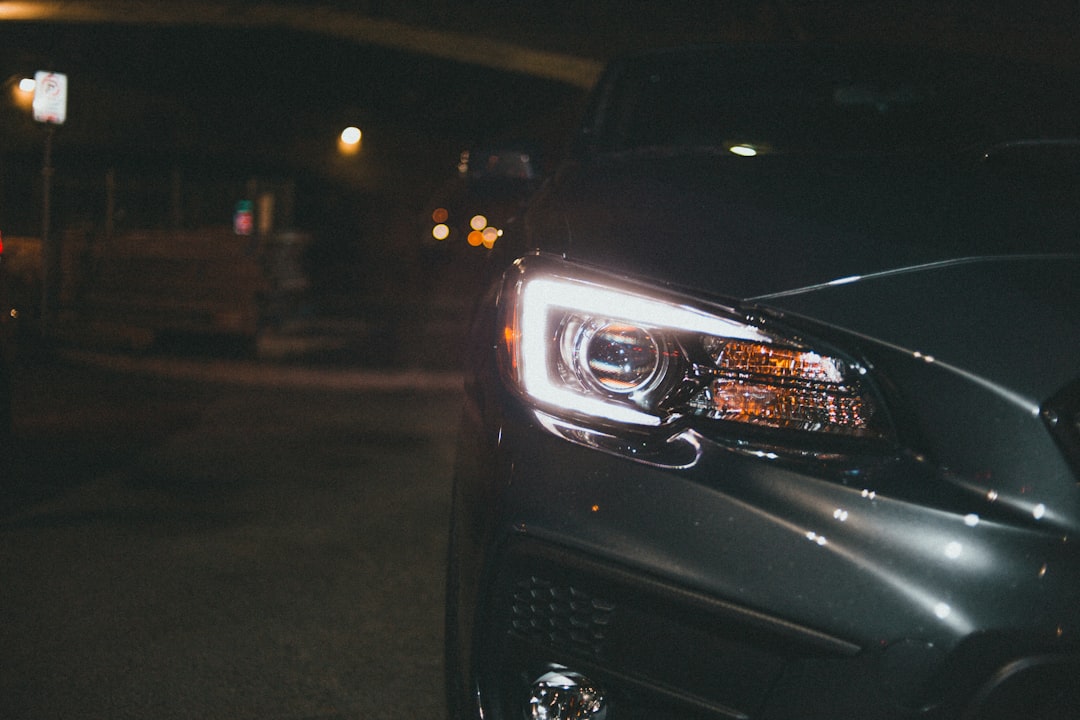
[2,1,1075,277]
[1,5,1076,719]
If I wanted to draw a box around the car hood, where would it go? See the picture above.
[756,256,1080,406]
[524,151,1080,401]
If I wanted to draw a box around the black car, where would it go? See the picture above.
[445,45,1080,720]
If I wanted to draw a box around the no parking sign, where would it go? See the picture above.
[32,71,67,125]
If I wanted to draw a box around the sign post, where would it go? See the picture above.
[32,72,67,333]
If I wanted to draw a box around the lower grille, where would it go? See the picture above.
[510,575,615,659]
[488,539,861,720]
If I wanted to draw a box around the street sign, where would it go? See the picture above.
[32,71,67,125]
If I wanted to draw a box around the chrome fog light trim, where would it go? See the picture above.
[528,667,608,720]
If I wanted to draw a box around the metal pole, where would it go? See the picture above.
[40,126,56,334]
[105,168,115,240]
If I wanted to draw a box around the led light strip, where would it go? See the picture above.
[518,274,767,426]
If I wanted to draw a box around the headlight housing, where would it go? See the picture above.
[499,255,888,452]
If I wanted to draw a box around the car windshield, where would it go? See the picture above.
[590,46,1080,157]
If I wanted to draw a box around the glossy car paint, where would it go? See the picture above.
[446,45,1080,720]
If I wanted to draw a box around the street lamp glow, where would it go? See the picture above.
[341,126,362,145]
[338,126,362,156]
[0,3,58,20]
[10,76,34,111]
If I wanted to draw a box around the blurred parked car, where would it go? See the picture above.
[422,144,541,256]
[445,44,1080,720]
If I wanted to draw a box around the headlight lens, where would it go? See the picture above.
[560,318,663,395]
[501,255,886,440]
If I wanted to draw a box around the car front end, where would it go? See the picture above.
[446,44,1080,720]
[448,251,1080,720]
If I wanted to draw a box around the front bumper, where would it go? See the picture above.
[449,402,1080,720]
[479,535,1080,720]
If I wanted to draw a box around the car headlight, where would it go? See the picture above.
[499,255,887,447]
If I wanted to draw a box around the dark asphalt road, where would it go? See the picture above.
[1,353,463,720]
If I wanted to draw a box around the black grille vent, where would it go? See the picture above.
[509,576,615,658]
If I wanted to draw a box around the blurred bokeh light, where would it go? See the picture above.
[11,76,34,111]
[338,125,362,155]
